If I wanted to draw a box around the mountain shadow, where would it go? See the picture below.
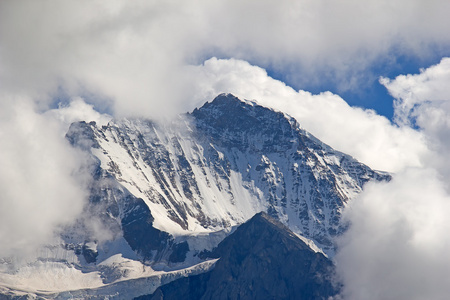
[136,212,340,300]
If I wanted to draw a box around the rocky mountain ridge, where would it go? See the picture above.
[0,93,389,299]
[67,93,389,256]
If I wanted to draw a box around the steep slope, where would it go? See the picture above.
[190,94,390,250]
[68,93,388,255]
[138,212,339,300]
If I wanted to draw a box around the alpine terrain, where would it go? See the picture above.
[0,93,390,299]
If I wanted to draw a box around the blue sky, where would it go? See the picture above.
[266,50,450,120]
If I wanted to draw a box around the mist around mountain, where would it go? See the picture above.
[0,94,389,299]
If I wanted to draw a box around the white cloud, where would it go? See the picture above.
[46,97,112,131]
[336,58,450,299]
[336,168,450,300]
[382,58,450,178]
[1,0,450,118]
[0,95,88,260]
[381,57,450,125]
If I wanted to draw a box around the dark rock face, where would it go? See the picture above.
[168,241,190,263]
[81,243,98,264]
[190,93,299,152]
[120,195,172,261]
[138,212,340,300]
[66,121,100,150]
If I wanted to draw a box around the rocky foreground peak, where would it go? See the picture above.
[139,212,340,300]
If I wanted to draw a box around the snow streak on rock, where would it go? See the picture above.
[75,93,389,254]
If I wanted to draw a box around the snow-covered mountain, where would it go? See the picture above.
[0,93,389,299]
[70,93,388,251]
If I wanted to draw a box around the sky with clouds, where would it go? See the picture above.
[1,0,450,298]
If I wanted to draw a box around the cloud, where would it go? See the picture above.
[2,0,438,170]
[1,0,450,119]
[188,58,428,172]
[46,97,112,131]
[0,0,192,118]
[382,58,450,177]
[336,58,450,299]
[381,57,450,125]
[0,95,88,260]
[336,168,450,300]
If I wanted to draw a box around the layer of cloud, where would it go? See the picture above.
[0,95,88,260]
[382,57,450,178]
[1,0,450,119]
[188,58,428,172]
[381,57,450,125]
[336,168,450,300]
[336,58,450,299]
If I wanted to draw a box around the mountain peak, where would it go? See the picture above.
[191,93,256,119]
[141,212,340,300]
[211,211,315,257]
[211,92,250,104]
[191,94,300,152]
[214,92,242,101]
